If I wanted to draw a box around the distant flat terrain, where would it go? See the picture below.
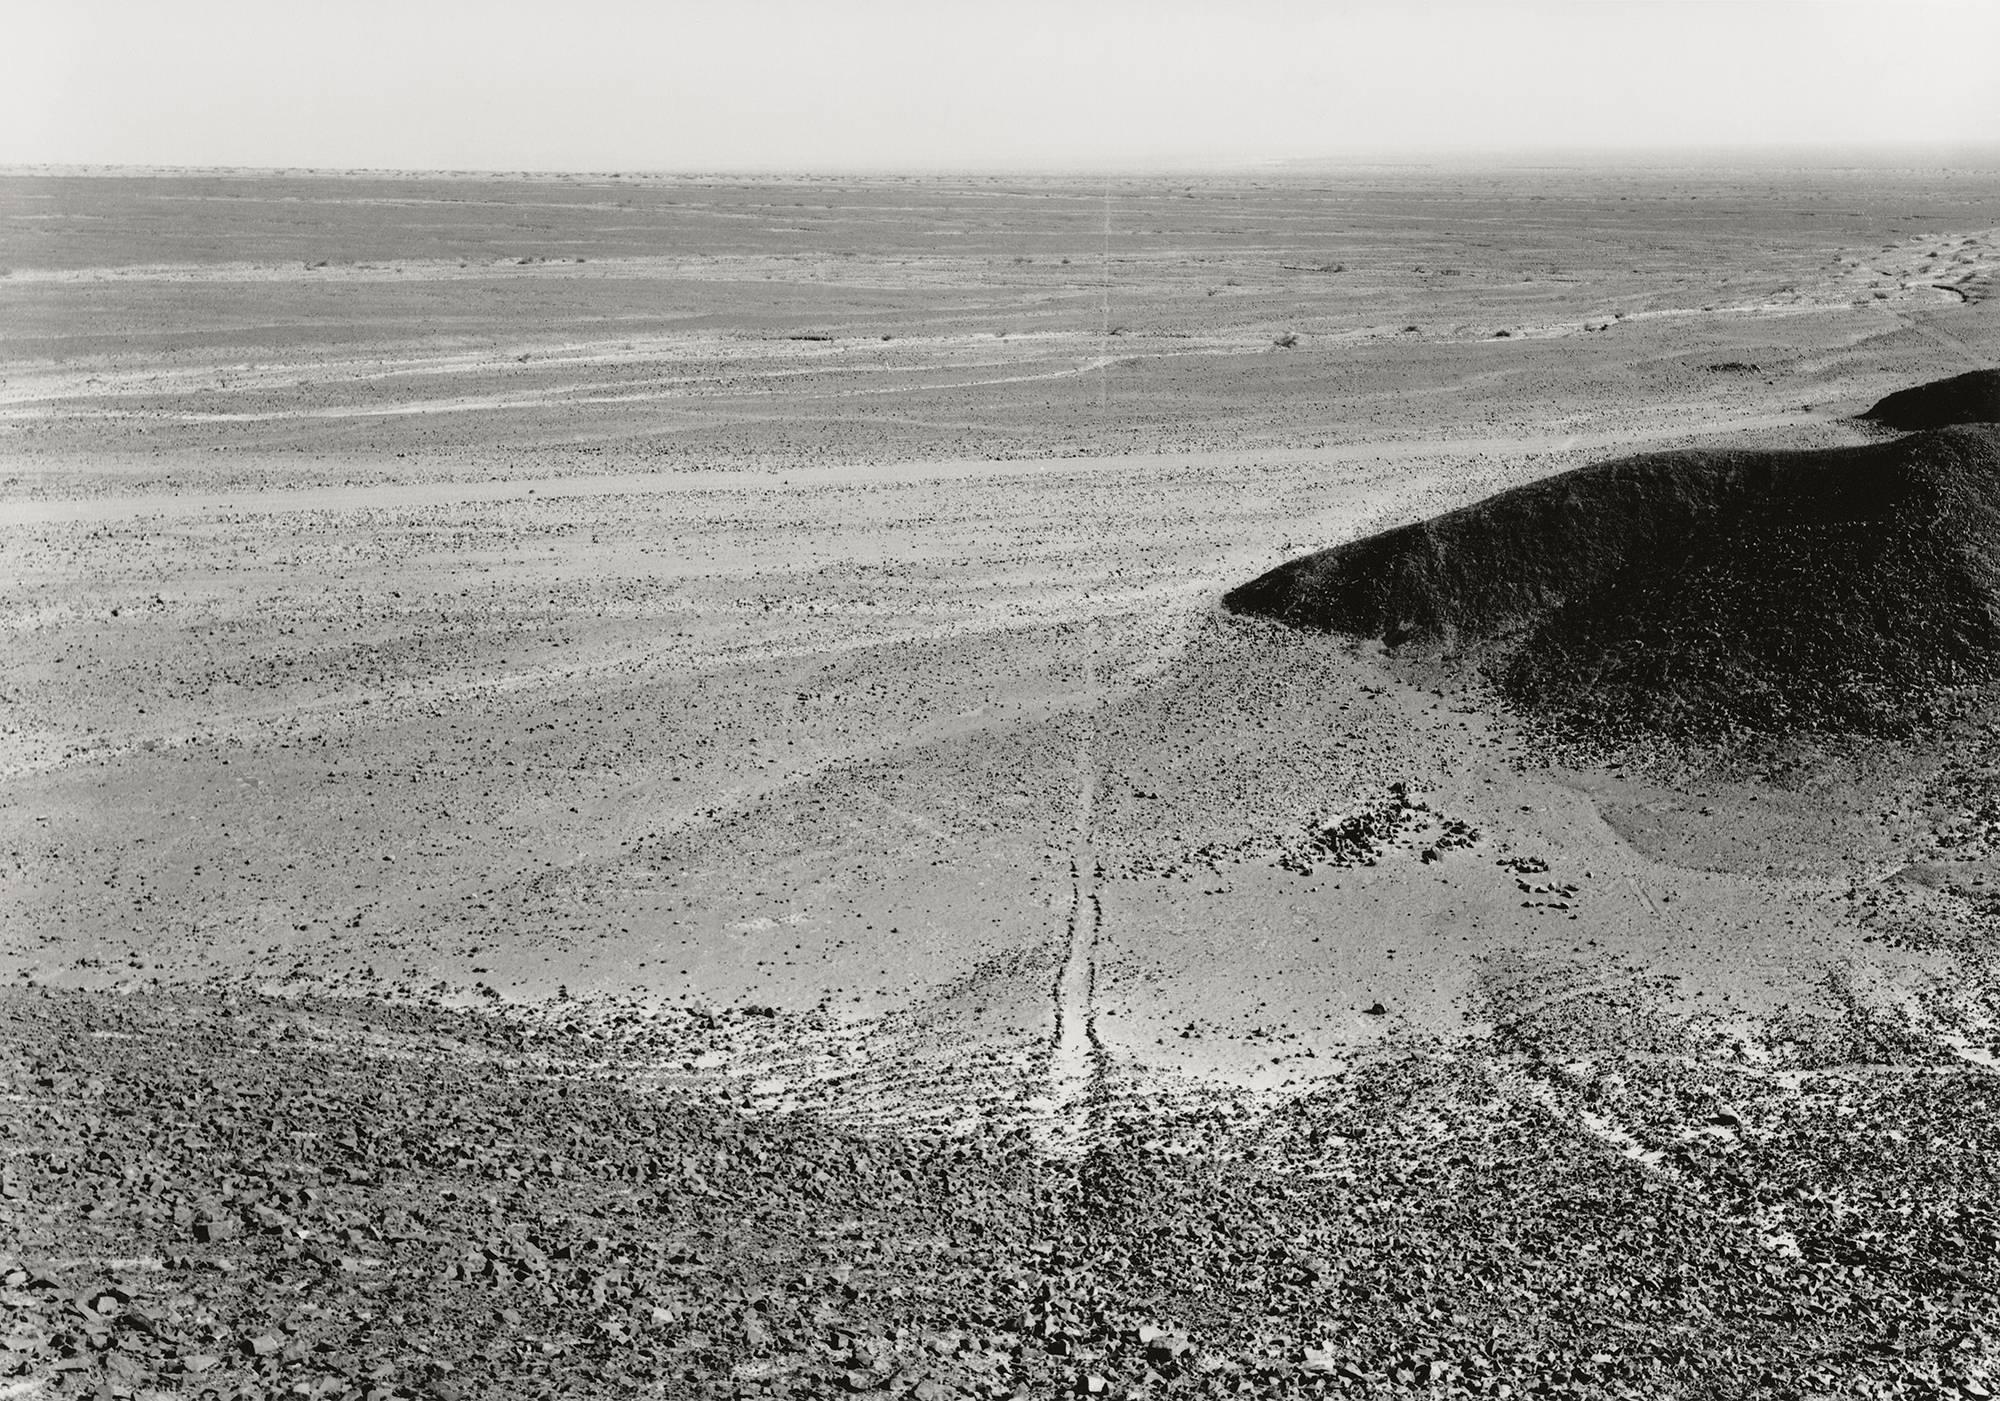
[4,167,1995,481]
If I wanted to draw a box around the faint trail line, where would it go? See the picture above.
[1897,310,1984,370]
[1051,175,1111,1137]
[1099,175,1111,412]
[1625,874,1659,917]
[1515,1071,1804,1260]
[1047,622,1108,1136]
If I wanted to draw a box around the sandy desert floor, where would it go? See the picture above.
[5,166,2000,1399]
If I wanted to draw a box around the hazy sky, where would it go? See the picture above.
[6,0,1998,170]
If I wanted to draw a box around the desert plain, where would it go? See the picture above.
[4,164,2000,1400]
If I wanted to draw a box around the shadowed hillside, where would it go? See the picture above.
[1860,368,2000,430]
[1226,424,2000,739]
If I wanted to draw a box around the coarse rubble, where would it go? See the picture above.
[5,986,1997,1401]
[1118,785,1480,883]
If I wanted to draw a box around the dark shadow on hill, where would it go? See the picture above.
[1225,422,2000,746]
[1860,369,2000,431]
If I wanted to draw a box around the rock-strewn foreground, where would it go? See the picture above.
[6,985,2000,1401]
[1225,419,2000,741]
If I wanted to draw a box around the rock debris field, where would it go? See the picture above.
[5,167,2000,1400]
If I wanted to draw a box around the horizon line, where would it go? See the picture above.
[7,141,2000,181]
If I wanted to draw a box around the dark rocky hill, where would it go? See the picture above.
[1860,368,2000,430]
[1225,425,2000,739]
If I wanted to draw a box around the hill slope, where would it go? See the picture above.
[1860,368,2000,430]
[1225,425,2000,738]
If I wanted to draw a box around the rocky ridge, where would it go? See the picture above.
[1226,403,2000,743]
